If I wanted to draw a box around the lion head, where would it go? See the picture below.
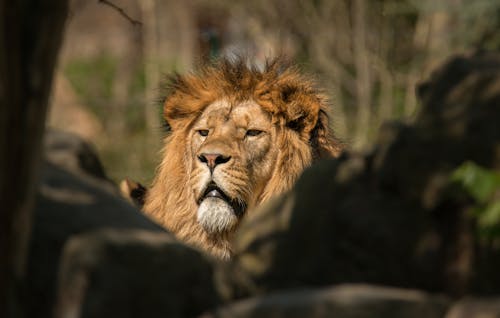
[143,57,342,259]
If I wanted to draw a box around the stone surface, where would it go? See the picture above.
[43,129,110,183]
[54,229,218,318]
[27,52,500,318]
[212,284,450,318]
[446,297,500,318]
[26,131,218,318]
[218,51,500,300]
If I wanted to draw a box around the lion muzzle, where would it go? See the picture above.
[197,197,237,234]
[196,183,245,234]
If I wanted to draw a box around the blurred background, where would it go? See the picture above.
[47,0,500,185]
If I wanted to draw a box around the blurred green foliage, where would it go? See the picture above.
[452,161,500,238]
[65,55,117,119]
[65,56,149,131]
[98,130,161,186]
[59,0,500,185]
[64,56,160,184]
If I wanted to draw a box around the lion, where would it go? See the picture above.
[138,57,342,259]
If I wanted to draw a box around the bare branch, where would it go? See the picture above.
[98,0,142,26]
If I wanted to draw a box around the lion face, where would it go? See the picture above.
[142,57,342,259]
[189,99,277,234]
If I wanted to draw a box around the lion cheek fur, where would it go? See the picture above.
[197,198,238,234]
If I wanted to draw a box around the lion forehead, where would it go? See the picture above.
[230,100,272,128]
[194,99,272,131]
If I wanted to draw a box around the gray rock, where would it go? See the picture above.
[218,51,500,299]
[54,229,218,318]
[26,131,218,318]
[212,284,450,318]
[43,129,110,182]
[446,297,500,318]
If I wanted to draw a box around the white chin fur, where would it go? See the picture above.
[197,198,238,234]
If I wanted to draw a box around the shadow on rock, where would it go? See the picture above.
[26,130,219,318]
[219,51,500,302]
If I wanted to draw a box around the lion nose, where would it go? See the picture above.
[198,153,231,171]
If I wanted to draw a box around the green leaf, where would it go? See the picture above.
[451,161,500,203]
[478,201,500,228]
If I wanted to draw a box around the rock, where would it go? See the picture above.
[221,156,443,298]
[54,229,218,318]
[212,284,450,318]
[376,52,500,205]
[28,51,500,317]
[446,297,500,318]
[26,131,218,317]
[43,129,110,183]
[218,51,500,299]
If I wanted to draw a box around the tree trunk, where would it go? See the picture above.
[353,0,372,149]
[0,1,68,317]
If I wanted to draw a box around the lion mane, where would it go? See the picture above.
[143,57,342,259]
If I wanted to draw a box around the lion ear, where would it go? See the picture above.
[162,105,180,132]
[277,82,342,158]
[119,178,147,207]
[279,85,320,135]
[309,109,343,158]
[163,103,193,132]
[162,117,172,133]
[161,74,201,132]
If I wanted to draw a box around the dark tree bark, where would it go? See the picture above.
[0,1,68,317]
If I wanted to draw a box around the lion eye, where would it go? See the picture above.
[197,129,209,137]
[246,129,263,137]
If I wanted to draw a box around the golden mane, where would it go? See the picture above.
[143,57,342,259]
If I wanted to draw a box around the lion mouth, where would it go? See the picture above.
[198,182,246,216]
[201,183,230,202]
